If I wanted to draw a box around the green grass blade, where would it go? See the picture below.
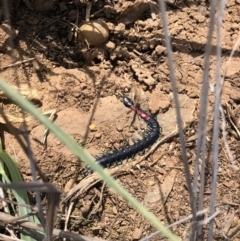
[0,79,179,241]
[0,145,43,240]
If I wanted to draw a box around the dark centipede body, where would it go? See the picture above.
[85,96,161,175]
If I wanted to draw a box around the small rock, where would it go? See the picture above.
[132,228,142,240]
[116,125,123,132]
[64,179,75,193]
[95,132,102,139]
[112,206,118,214]
[192,12,205,23]
[80,83,87,90]
[106,41,116,50]
[72,86,81,97]
[231,23,239,30]
[155,45,166,55]
[115,23,125,32]
[197,5,207,16]
[148,180,155,186]
[89,124,96,131]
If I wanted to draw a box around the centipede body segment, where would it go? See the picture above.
[84,96,161,175]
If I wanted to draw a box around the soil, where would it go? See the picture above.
[0,0,240,240]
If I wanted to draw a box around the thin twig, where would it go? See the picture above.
[63,201,74,241]
[208,1,226,240]
[220,36,240,89]
[139,205,220,241]
[220,105,236,168]
[0,212,109,241]
[21,125,46,237]
[193,0,219,238]
[157,0,195,238]
[199,210,220,226]
[0,58,35,71]
[41,109,56,145]
[85,3,92,22]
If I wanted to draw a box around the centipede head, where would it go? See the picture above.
[123,96,133,108]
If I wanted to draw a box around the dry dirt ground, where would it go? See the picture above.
[0,0,240,240]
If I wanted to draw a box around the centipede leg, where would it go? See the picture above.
[132,137,140,144]
[140,130,149,138]
[116,159,123,165]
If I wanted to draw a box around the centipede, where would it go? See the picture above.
[84,96,162,175]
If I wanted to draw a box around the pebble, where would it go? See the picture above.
[95,132,102,139]
[64,179,75,193]
[155,45,166,55]
[132,228,142,240]
[106,41,116,50]
[89,124,96,131]
[112,206,118,214]
[116,125,123,132]
[192,12,205,23]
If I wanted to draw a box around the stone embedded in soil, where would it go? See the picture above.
[95,132,102,139]
[89,124,97,131]
[154,45,166,55]
[116,125,123,132]
[132,227,143,240]
[112,206,118,214]
[64,179,75,193]
[106,41,116,50]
